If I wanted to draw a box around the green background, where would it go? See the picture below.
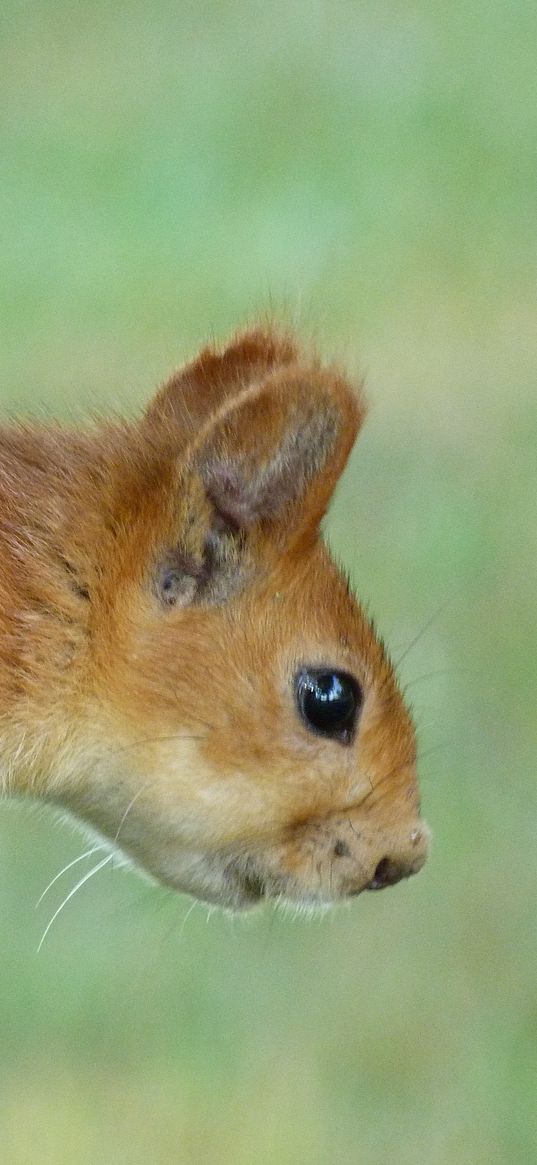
[1,2,535,1162]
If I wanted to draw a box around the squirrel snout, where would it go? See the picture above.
[269,815,430,906]
[321,818,430,900]
[350,823,430,897]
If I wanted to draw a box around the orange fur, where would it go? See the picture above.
[0,327,428,909]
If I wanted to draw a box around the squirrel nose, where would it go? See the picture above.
[342,821,430,896]
[367,856,410,890]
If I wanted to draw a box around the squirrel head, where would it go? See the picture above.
[55,328,429,909]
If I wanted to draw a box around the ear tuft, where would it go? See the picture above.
[146,326,299,437]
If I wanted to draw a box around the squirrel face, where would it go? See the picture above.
[82,547,428,910]
[0,327,429,909]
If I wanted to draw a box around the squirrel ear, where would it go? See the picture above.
[146,327,299,439]
[150,331,365,608]
[191,356,365,544]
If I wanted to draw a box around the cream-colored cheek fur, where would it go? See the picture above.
[33,716,428,910]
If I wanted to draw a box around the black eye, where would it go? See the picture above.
[295,668,362,744]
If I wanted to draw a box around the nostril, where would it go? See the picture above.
[368,857,405,890]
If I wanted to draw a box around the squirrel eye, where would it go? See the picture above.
[295,668,362,744]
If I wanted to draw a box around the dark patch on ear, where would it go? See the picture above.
[197,527,249,605]
[156,550,202,608]
[155,528,249,609]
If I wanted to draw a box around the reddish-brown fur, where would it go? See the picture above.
[0,328,428,909]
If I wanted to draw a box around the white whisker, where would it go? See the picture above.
[114,784,150,845]
[178,899,198,940]
[35,846,103,908]
[37,852,113,952]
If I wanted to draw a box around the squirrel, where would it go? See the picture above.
[0,327,429,910]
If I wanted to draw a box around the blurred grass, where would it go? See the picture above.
[0,1,536,1162]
